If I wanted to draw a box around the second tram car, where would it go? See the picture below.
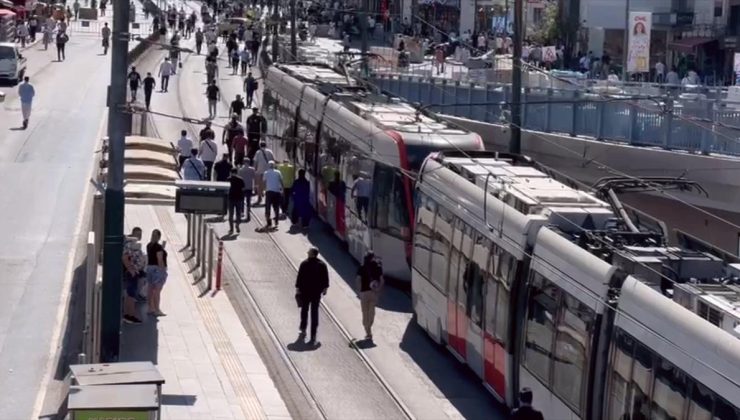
[261,63,483,281]
[412,151,740,418]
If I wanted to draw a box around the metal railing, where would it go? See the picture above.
[371,74,740,156]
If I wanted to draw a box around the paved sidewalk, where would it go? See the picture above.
[121,204,291,420]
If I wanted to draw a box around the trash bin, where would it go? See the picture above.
[68,384,159,420]
[69,362,165,420]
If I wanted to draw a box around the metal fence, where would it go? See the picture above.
[67,20,153,37]
[370,74,740,156]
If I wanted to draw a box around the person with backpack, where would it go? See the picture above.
[182,149,206,181]
[356,251,384,340]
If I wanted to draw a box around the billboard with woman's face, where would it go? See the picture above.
[627,12,651,73]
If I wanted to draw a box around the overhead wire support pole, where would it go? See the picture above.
[100,0,130,362]
[290,0,297,58]
[271,0,279,62]
[510,0,523,154]
[359,0,369,77]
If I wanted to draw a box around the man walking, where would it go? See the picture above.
[101,22,111,54]
[195,27,204,54]
[198,134,218,180]
[122,227,146,324]
[127,66,142,102]
[277,160,294,216]
[213,153,233,182]
[263,161,283,229]
[158,57,174,92]
[238,158,255,222]
[232,129,248,165]
[229,94,246,121]
[511,388,544,420]
[356,251,383,340]
[176,129,193,169]
[143,72,156,111]
[227,168,245,233]
[246,107,266,159]
[17,77,35,130]
[222,115,244,162]
[253,141,274,203]
[205,81,220,119]
[295,247,329,345]
[244,72,258,108]
[182,149,206,181]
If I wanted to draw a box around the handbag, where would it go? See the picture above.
[294,292,303,308]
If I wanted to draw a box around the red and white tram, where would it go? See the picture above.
[412,151,740,418]
[261,63,483,281]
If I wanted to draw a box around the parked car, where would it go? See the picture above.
[0,42,27,84]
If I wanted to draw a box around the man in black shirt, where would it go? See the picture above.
[143,72,156,111]
[199,121,215,142]
[213,153,233,182]
[205,81,220,119]
[246,108,267,159]
[243,72,258,107]
[222,115,244,161]
[511,388,544,420]
[229,94,246,120]
[227,168,245,233]
[295,247,329,344]
[127,66,142,102]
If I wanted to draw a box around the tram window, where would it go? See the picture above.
[468,234,488,328]
[651,358,688,420]
[413,195,435,280]
[458,224,475,309]
[447,218,464,298]
[607,330,634,420]
[430,206,453,294]
[296,114,317,173]
[552,294,594,412]
[524,272,559,384]
[371,165,410,238]
[713,397,739,420]
[630,343,654,420]
[484,270,498,337]
[494,282,509,345]
[687,382,713,420]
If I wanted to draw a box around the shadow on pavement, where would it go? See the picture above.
[286,335,322,352]
[303,224,413,314]
[119,307,160,364]
[398,317,503,420]
[161,394,197,406]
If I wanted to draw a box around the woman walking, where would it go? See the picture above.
[145,229,168,317]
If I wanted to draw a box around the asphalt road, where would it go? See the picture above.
[0,31,115,418]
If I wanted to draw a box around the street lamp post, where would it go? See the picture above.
[510,0,523,154]
[100,0,130,362]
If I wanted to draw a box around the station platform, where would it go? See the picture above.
[120,203,290,420]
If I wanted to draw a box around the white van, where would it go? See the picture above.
[0,42,28,85]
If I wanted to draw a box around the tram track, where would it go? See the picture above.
[145,39,414,418]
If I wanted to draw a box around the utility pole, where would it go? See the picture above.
[290,0,297,59]
[359,0,369,76]
[100,0,130,362]
[509,0,523,154]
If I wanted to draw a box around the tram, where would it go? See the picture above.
[261,63,484,281]
[412,151,740,418]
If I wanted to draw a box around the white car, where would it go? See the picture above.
[0,42,27,84]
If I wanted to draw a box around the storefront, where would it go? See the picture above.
[416,0,460,38]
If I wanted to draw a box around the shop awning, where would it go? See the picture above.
[667,37,716,53]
